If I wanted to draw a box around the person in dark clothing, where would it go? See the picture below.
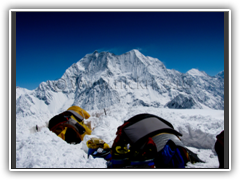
[215,130,224,168]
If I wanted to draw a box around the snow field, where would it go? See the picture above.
[185,146,219,168]
[15,105,224,169]
[16,127,107,168]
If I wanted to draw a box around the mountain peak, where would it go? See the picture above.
[187,68,207,77]
[132,49,141,52]
[215,70,224,78]
[128,49,142,55]
[16,50,224,113]
[93,50,98,54]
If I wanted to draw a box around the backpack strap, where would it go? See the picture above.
[61,123,83,136]
[64,110,84,122]
[66,117,86,134]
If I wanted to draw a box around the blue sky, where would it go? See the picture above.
[16,11,224,90]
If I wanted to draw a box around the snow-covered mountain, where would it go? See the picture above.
[15,49,225,169]
[16,49,224,117]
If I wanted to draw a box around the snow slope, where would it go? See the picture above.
[16,105,224,169]
[16,87,32,100]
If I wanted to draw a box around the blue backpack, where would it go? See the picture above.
[155,140,185,168]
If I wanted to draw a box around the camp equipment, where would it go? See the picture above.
[87,137,111,160]
[48,106,92,144]
[109,113,203,168]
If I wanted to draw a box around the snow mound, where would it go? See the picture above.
[16,128,106,168]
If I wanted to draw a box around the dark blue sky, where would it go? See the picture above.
[16,11,224,90]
